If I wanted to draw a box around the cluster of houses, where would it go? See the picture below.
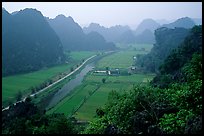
[93,66,142,76]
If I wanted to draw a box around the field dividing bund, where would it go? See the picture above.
[46,45,155,121]
[47,73,155,121]
[46,84,99,115]
[73,74,155,121]
[74,83,129,121]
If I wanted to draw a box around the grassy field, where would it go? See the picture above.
[46,84,99,115]
[46,46,155,121]
[3,44,155,122]
[47,72,155,121]
[96,43,152,69]
[69,51,98,61]
[73,74,155,121]
[96,51,144,69]
[74,83,133,121]
[2,51,97,107]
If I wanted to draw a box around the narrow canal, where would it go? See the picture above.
[46,62,95,109]
[46,51,116,110]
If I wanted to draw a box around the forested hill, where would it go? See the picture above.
[2,8,65,76]
[162,17,195,29]
[47,16,116,51]
[135,27,190,73]
[82,25,202,134]
[151,25,202,88]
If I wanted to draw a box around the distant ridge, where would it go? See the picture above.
[162,17,195,29]
[48,15,116,51]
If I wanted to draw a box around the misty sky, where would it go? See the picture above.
[2,2,202,29]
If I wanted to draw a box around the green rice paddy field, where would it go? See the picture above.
[2,51,96,107]
[96,43,153,69]
[47,73,155,121]
[3,44,154,122]
[47,45,155,121]
[96,50,143,69]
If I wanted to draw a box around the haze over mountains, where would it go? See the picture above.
[83,17,198,44]
[2,8,116,76]
[47,15,115,51]
[162,17,196,29]
[134,18,160,35]
[2,7,201,76]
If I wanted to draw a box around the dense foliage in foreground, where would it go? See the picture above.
[2,97,78,134]
[83,26,202,134]
[2,26,202,134]
[83,67,202,134]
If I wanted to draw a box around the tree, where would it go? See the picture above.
[102,78,106,83]
[46,114,77,134]
[96,107,105,117]
[70,67,74,72]
[48,79,53,85]
[2,97,78,134]
[16,91,22,101]
[31,87,36,94]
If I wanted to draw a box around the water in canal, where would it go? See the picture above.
[47,62,95,109]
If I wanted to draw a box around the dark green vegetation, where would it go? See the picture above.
[82,25,202,134]
[47,15,116,51]
[152,25,202,88]
[2,7,202,134]
[135,27,190,73]
[2,8,65,76]
[2,97,78,134]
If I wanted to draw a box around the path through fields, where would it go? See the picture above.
[2,55,97,111]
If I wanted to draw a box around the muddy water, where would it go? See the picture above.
[46,63,95,109]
